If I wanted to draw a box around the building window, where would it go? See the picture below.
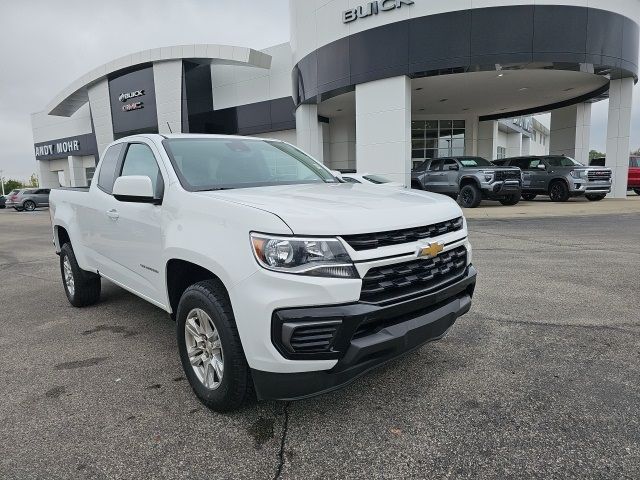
[412,120,465,165]
[533,131,537,142]
[85,167,96,186]
[497,146,506,159]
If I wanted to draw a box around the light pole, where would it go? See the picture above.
[0,170,4,196]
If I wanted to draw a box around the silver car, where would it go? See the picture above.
[8,188,51,211]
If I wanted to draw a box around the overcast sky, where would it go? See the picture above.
[0,0,638,181]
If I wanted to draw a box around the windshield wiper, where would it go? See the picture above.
[198,187,233,192]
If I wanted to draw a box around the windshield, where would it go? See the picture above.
[163,138,337,191]
[546,156,583,167]
[363,174,391,184]
[458,157,493,167]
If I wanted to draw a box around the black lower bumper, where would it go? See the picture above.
[252,265,477,401]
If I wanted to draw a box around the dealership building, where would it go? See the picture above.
[32,0,638,197]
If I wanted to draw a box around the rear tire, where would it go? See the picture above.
[411,180,423,190]
[549,181,570,202]
[14,207,24,212]
[59,243,101,307]
[23,200,36,212]
[633,188,640,195]
[499,194,520,206]
[521,193,537,201]
[457,184,482,208]
[177,280,252,412]
[586,194,606,201]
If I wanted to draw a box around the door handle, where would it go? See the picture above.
[106,209,119,220]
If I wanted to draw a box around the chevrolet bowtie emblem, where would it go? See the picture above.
[417,242,444,258]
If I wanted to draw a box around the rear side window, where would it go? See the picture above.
[120,143,163,198]
[97,144,124,194]
[429,160,443,171]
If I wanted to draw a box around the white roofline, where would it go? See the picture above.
[46,44,272,117]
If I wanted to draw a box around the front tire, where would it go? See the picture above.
[14,206,24,212]
[521,193,537,201]
[549,181,570,202]
[586,194,606,201]
[457,184,482,208]
[177,280,252,412]
[23,200,36,212]
[633,188,640,195]
[59,243,101,307]
[499,194,520,206]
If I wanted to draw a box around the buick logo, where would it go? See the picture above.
[118,90,145,102]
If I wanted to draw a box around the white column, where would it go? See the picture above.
[506,132,523,157]
[67,156,86,187]
[154,60,183,134]
[522,135,531,155]
[295,104,324,162]
[355,76,411,185]
[606,78,634,198]
[549,103,591,165]
[465,117,479,156]
[87,79,114,158]
[477,120,498,160]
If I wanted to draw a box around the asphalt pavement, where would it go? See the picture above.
[0,206,638,479]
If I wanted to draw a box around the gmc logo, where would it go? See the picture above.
[122,101,144,112]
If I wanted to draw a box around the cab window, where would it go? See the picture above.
[97,144,125,194]
[119,143,164,198]
[429,160,443,171]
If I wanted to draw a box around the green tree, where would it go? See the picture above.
[589,150,605,161]
[2,179,23,194]
[27,173,39,187]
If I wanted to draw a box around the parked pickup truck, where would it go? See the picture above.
[49,134,477,411]
[495,155,612,201]
[411,156,522,208]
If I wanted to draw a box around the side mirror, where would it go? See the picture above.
[112,176,159,204]
[536,164,546,170]
[447,165,460,171]
[331,170,343,178]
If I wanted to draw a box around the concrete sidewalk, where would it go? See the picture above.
[464,193,640,220]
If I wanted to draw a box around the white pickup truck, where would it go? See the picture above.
[50,134,477,411]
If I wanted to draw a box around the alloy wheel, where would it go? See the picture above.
[63,256,75,296]
[184,308,224,390]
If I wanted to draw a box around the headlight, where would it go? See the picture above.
[481,171,494,182]
[250,233,358,278]
[570,170,587,179]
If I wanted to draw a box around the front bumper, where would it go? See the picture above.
[251,265,477,401]
[481,180,521,198]
[570,180,611,195]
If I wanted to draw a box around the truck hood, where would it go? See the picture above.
[196,183,463,235]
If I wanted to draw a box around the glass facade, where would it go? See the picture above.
[412,120,465,168]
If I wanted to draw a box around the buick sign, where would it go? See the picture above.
[118,90,145,102]
[343,0,414,23]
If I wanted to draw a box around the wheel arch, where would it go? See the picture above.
[459,176,481,189]
[54,225,71,252]
[166,259,231,319]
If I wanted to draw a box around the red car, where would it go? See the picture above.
[591,157,640,195]
[629,156,640,195]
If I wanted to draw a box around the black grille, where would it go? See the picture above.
[283,321,341,354]
[360,246,467,303]
[495,170,521,181]
[342,217,463,251]
[587,170,611,181]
